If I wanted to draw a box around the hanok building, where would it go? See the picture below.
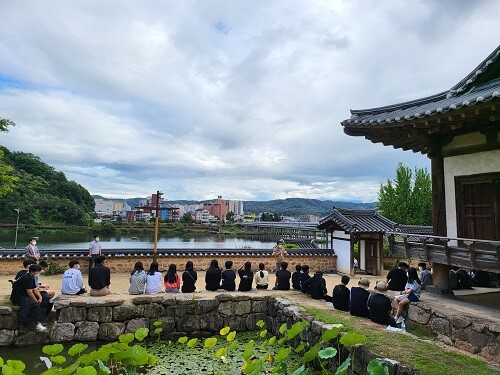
[318,208,397,276]
[342,46,500,290]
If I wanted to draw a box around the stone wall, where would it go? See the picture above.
[405,301,500,364]
[0,253,337,275]
[0,294,417,374]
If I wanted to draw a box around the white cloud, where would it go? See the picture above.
[1,0,499,202]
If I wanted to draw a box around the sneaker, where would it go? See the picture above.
[36,323,48,332]
[395,316,404,324]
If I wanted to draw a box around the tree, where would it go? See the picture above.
[226,211,235,222]
[0,149,18,198]
[0,118,16,132]
[378,162,432,225]
[179,213,194,223]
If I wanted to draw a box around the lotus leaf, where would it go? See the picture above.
[367,359,389,375]
[187,338,198,348]
[76,366,97,375]
[68,343,89,357]
[321,326,342,343]
[287,321,307,340]
[275,347,291,363]
[335,357,351,375]
[135,328,149,341]
[318,347,337,359]
[219,326,230,335]
[279,323,287,334]
[339,332,366,347]
[227,331,237,342]
[42,344,64,356]
[302,343,321,363]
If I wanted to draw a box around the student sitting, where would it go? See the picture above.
[394,268,421,324]
[238,262,253,292]
[291,264,302,290]
[145,261,163,294]
[89,256,111,296]
[254,263,270,290]
[299,265,311,294]
[61,260,87,295]
[205,260,222,291]
[10,264,48,333]
[332,275,350,311]
[368,281,397,327]
[182,261,197,293]
[129,261,146,295]
[418,263,432,290]
[274,262,291,290]
[221,261,236,291]
[349,278,370,318]
[306,271,332,302]
[164,264,181,293]
[36,260,56,299]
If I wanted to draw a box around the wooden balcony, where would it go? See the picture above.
[387,231,500,273]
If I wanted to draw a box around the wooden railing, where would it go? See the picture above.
[387,231,500,273]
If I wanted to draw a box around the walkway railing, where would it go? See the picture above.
[387,231,500,272]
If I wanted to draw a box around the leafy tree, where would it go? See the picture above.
[0,149,18,198]
[226,211,235,222]
[0,118,16,132]
[179,213,194,223]
[378,162,432,225]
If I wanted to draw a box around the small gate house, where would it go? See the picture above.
[318,208,396,276]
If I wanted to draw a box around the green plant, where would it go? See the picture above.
[42,255,67,276]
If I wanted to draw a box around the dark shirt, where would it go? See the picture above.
[473,270,489,287]
[205,267,221,291]
[387,268,407,291]
[299,273,311,293]
[367,293,394,326]
[291,271,302,290]
[221,269,236,291]
[275,269,291,290]
[349,287,370,318]
[238,270,253,291]
[456,269,473,289]
[88,264,110,290]
[15,270,28,281]
[308,275,327,300]
[10,273,35,305]
[332,284,350,311]
[181,270,197,293]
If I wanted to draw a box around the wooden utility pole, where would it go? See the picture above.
[153,191,162,262]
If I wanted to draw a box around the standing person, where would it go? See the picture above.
[205,260,222,291]
[221,261,236,291]
[24,237,40,263]
[394,268,421,324]
[306,271,332,302]
[10,264,48,333]
[368,281,397,327]
[273,262,291,290]
[145,261,163,294]
[238,261,254,292]
[88,255,110,296]
[291,264,302,290]
[254,263,270,290]
[386,262,408,291]
[61,260,87,295]
[164,264,181,293]
[418,263,433,290]
[182,261,197,293]
[349,278,371,318]
[272,240,287,273]
[88,235,102,271]
[332,275,350,311]
[128,261,146,295]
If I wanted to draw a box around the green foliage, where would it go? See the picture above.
[0,118,17,132]
[179,213,194,223]
[41,255,67,276]
[378,162,432,225]
[0,149,19,199]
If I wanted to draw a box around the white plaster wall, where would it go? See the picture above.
[443,149,500,238]
[333,230,351,274]
[359,240,366,270]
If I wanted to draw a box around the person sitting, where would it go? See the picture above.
[456,267,473,289]
[238,262,254,292]
[221,260,236,291]
[349,278,371,318]
[88,255,111,296]
[291,264,302,290]
[332,275,350,311]
[10,264,48,333]
[418,263,432,290]
[36,260,56,299]
[299,265,311,294]
[13,259,36,281]
[273,262,291,290]
[394,268,421,324]
[129,261,146,295]
[367,281,397,327]
[205,260,222,291]
[306,271,332,302]
[254,263,269,290]
[386,262,408,291]
[448,267,458,290]
[61,260,87,295]
[472,270,490,288]
[164,264,181,293]
[145,261,163,294]
[181,261,197,293]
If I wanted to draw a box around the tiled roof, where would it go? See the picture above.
[318,207,396,233]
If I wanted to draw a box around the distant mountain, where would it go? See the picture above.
[93,195,376,217]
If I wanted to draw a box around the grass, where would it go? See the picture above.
[301,305,499,375]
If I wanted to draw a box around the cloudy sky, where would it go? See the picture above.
[1,1,499,202]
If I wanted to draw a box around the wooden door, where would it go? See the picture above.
[365,240,378,275]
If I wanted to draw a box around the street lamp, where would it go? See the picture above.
[14,208,19,249]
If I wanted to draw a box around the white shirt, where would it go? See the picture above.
[145,272,163,294]
[61,268,84,294]
[254,270,270,286]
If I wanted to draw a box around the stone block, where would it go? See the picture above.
[87,306,113,322]
[234,300,252,315]
[468,331,488,349]
[450,315,471,329]
[488,323,500,334]
[430,317,451,335]
[480,344,500,364]
[74,321,99,341]
[0,314,18,330]
[144,303,165,318]
[251,299,268,314]
[53,300,71,310]
[177,315,200,332]
[169,302,195,318]
[437,334,453,346]
[224,315,247,332]
[218,301,234,316]
[215,294,233,302]
[196,299,219,315]
[407,305,431,325]
[113,302,144,321]
[126,318,148,333]
[58,307,87,323]
[199,313,223,332]
[455,339,478,354]
[0,306,13,315]
[50,323,75,342]
[132,295,163,305]
[151,316,176,335]
[0,330,14,346]
[246,313,267,331]
[98,322,125,340]
[13,330,50,347]
[471,322,487,333]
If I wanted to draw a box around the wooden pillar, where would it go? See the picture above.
[430,154,449,292]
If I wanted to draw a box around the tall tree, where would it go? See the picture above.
[0,118,16,132]
[378,162,432,225]
[0,119,18,197]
